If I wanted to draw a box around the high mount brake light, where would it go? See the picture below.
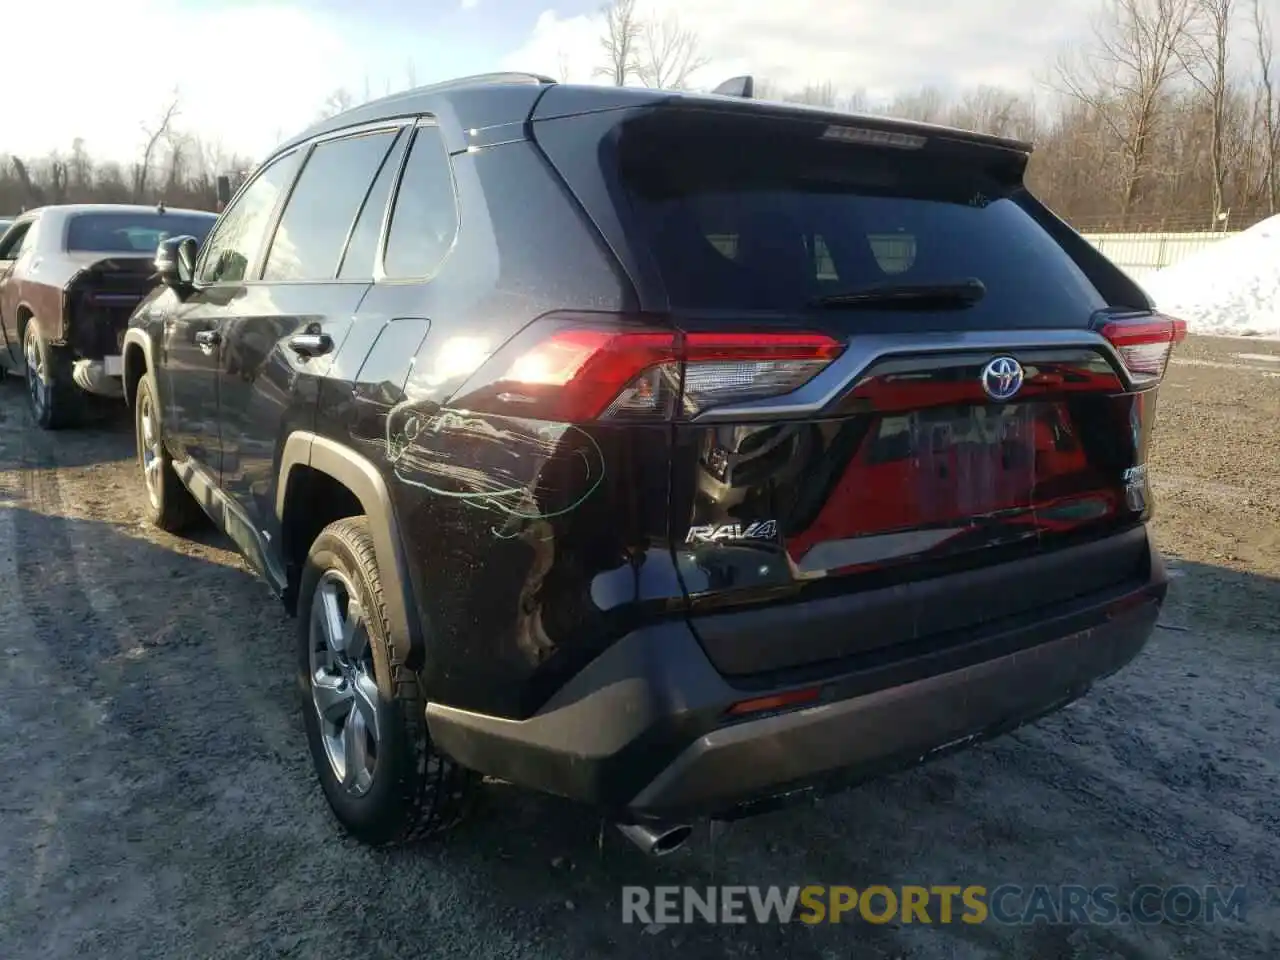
[1099,313,1186,386]
[450,315,844,422]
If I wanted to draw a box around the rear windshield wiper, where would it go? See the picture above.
[811,278,986,309]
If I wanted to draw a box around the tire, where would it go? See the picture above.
[134,375,203,532]
[298,516,473,845]
[23,320,81,430]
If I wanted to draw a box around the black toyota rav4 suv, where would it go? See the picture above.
[124,72,1179,853]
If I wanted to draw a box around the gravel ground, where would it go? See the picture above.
[0,335,1276,960]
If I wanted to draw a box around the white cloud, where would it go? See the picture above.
[504,0,1102,100]
[5,0,364,163]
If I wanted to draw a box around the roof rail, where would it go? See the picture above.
[345,72,556,116]
[711,75,754,99]
[434,71,557,89]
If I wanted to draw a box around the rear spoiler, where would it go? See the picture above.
[532,81,1032,157]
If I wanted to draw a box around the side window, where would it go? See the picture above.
[338,131,408,280]
[0,222,33,260]
[262,129,399,282]
[382,125,458,280]
[198,152,300,285]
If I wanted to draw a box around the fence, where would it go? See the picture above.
[1079,231,1238,281]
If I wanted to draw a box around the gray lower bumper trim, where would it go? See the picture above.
[628,602,1157,813]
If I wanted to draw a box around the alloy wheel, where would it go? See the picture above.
[309,569,380,796]
[139,389,163,508]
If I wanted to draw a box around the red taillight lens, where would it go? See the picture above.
[1099,313,1186,386]
[452,314,843,422]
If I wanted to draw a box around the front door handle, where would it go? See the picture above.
[287,332,334,359]
[194,329,221,354]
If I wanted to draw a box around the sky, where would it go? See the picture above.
[1,0,1134,165]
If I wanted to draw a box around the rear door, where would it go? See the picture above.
[538,104,1177,677]
[219,122,406,570]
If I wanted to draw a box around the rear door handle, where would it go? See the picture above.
[288,332,334,359]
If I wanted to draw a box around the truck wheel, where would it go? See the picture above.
[23,321,81,430]
[134,376,203,532]
[299,516,474,845]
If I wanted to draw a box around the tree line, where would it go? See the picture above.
[4,0,1277,234]
[0,93,255,218]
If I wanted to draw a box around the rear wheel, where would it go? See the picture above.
[135,376,202,532]
[299,516,473,845]
[23,321,81,430]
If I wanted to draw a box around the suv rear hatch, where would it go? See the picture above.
[528,96,1181,677]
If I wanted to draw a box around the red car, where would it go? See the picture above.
[0,204,216,428]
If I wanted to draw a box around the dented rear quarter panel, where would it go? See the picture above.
[308,134,686,720]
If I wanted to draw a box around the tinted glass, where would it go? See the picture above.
[263,129,398,282]
[0,222,31,259]
[382,126,457,279]
[65,212,215,253]
[199,151,300,284]
[619,115,1106,325]
[338,130,406,279]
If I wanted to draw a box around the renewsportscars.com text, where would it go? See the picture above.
[621,884,1248,926]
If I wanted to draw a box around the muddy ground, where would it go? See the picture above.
[0,335,1276,959]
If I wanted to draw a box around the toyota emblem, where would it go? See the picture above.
[980,356,1024,402]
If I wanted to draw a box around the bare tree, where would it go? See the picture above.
[886,86,949,123]
[556,48,573,83]
[68,138,93,193]
[595,0,641,86]
[843,89,871,114]
[1254,0,1278,213]
[949,86,1039,139]
[788,81,838,107]
[634,13,709,90]
[1177,0,1236,224]
[1054,0,1196,221]
[163,131,190,198]
[318,87,356,121]
[11,157,45,207]
[133,92,181,202]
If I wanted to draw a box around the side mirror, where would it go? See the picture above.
[155,235,198,292]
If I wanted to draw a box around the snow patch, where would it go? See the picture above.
[1140,215,1280,340]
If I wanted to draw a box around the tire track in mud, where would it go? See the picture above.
[3,416,314,956]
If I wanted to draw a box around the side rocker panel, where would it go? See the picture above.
[277,431,425,673]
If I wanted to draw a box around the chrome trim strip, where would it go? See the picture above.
[690,328,1132,423]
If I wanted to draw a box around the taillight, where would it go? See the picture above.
[450,313,844,422]
[1099,313,1187,386]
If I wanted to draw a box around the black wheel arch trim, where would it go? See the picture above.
[277,432,425,673]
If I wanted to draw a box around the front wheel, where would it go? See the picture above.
[135,376,203,532]
[23,321,80,430]
[299,516,473,845]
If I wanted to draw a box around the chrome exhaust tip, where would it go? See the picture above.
[615,821,693,856]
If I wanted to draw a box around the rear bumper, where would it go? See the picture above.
[71,358,125,398]
[427,531,1166,821]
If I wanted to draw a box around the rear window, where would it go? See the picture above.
[618,114,1106,324]
[65,212,216,254]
